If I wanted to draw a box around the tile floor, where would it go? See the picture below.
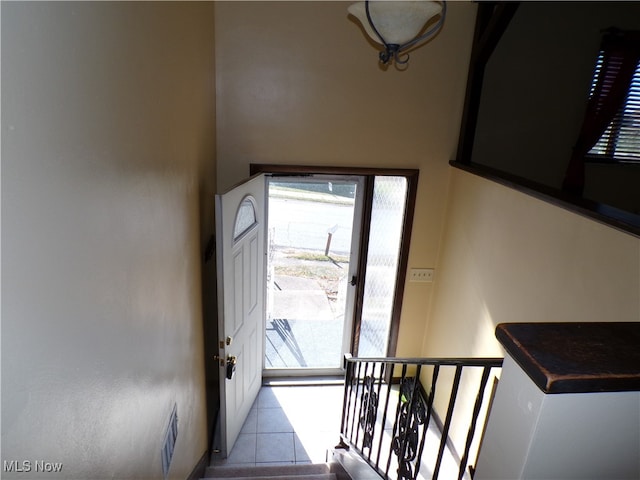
[211,382,345,467]
[209,381,468,479]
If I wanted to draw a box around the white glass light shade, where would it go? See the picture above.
[348,1,442,46]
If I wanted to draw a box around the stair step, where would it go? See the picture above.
[329,448,381,480]
[203,463,339,479]
[204,474,335,480]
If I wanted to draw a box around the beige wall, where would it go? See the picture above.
[424,168,640,360]
[422,168,640,459]
[1,3,215,478]
[214,0,477,356]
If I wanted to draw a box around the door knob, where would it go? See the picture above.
[226,355,237,380]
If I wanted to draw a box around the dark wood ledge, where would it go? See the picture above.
[496,322,640,394]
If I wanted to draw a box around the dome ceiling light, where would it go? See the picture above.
[348,1,447,66]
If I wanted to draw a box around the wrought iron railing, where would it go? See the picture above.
[339,355,503,480]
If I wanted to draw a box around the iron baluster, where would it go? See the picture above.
[354,361,371,448]
[385,363,408,478]
[392,371,427,480]
[414,364,439,480]
[375,362,393,470]
[349,361,363,442]
[458,365,494,480]
[339,356,503,480]
[433,365,463,480]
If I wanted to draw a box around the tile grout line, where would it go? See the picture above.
[218,385,344,467]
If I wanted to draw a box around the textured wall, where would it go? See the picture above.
[1,3,215,478]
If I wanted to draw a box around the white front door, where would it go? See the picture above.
[215,174,265,457]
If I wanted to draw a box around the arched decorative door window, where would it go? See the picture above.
[233,196,258,241]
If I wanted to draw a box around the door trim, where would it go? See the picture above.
[250,164,419,358]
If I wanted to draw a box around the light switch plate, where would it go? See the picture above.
[409,268,434,283]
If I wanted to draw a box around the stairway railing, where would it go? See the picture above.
[339,355,503,480]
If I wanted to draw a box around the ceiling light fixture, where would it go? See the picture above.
[348,1,446,66]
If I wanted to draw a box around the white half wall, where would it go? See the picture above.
[476,355,640,480]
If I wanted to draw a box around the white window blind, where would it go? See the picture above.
[588,55,640,162]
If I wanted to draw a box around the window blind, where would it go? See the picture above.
[588,40,640,162]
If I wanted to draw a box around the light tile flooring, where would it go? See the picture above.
[212,382,345,467]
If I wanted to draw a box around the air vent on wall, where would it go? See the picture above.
[161,403,178,479]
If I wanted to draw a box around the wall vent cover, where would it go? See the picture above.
[161,403,178,479]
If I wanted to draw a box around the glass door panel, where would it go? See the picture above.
[358,176,408,357]
[264,176,363,374]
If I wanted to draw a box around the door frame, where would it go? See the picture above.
[250,164,419,358]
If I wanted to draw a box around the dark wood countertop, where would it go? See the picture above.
[495,322,640,394]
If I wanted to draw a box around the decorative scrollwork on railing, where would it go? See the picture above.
[391,377,427,480]
[359,375,379,449]
[341,356,503,480]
